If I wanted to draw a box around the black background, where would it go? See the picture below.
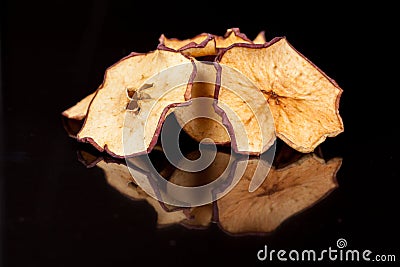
[1,1,399,266]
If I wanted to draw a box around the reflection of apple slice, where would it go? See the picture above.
[96,159,188,227]
[81,147,213,229]
[216,154,342,234]
[168,150,230,186]
[77,146,341,234]
[77,146,188,227]
[181,204,213,229]
[166,150,228,228]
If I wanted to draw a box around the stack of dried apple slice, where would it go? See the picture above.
[63,28,343,157]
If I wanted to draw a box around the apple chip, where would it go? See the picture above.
[62,92,96,138]
[62,92,96,120]
[174,62,276,154]
[218,38,343,152]
[158,28,253,58]
[174,82,231,145]
[214,28,252,48]
[77,49,195,157]
[217,154,342,234]
[217,64,276,153]
[158,33,216,57]
[253,31,267,44]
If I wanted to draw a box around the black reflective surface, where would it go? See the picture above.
[1,1,399,266]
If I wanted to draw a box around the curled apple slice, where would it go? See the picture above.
[158,33,216,57]
[218,38,344,152]
[77,49,195,158]
[173,61,276,155]
[214,28,252,48]
[158,28,252,58]
[174,82,230,145]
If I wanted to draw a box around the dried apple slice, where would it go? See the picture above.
[216,154,342,234]
[158,28,253,58]
[173,62,231,146]
[77,49,195,158]
[174,61,276,154]
[218,38,344,152]
[157,29,259,151]
[174,82,231,145]
[214,28,252,48]
[217,64,276,153]
[158,33,216,57]
[62,92,96,138]
[62,92,96,120]
[253,31,266,44]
